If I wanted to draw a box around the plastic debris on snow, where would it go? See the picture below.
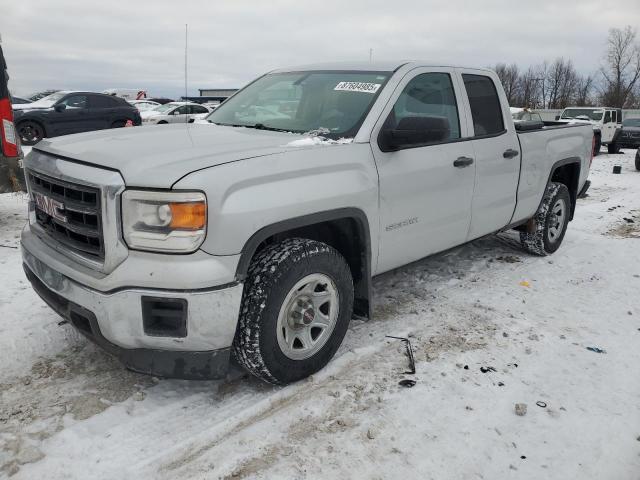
[586,346,607,354]
[519,280,531,287]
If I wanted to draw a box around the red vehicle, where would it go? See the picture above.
[0,42,25,192]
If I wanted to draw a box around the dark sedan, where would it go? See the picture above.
[14,91,141,145]
[615,118,640,149]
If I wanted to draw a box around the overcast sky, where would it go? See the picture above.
[2,0,639,98]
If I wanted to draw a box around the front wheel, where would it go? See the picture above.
[520,182,571,256]
[233,238,354,384]
[17,121,44,146]
[607,142,620,154]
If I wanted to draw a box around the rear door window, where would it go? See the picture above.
[89,95,117,109]
[604,111,611,123]
[462,74,505,136]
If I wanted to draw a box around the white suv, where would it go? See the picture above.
[556,107,623,154]
[141,102,212,125]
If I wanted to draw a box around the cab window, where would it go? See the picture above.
[462,74,504,136]
[604,111,611,123]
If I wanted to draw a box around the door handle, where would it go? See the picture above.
[453,156,474,168]
[503,149,519,158]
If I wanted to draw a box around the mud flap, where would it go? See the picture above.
[0,156,26,193]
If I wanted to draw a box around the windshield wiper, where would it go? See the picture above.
[213,122,294,132]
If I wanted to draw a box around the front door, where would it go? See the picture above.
[50,94,88,136]
[371,68,476,274]
[457,70,521,239]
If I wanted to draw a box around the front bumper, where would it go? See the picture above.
[22,228,245,380]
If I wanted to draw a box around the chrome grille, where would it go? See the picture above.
[27,170,104,260]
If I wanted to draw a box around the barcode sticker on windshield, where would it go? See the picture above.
[334,82,381,94]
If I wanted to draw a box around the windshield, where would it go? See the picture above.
[205,71,391,137]
[622,118,640,127]
[28,91,67,108]
[561,108,603,121]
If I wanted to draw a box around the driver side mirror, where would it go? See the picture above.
[54,103,67,112]
[555,115,560,121]
[379,116,451,152]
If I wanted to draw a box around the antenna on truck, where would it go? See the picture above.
[184,23,188,124]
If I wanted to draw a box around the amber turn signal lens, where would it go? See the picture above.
[169,202,206,230]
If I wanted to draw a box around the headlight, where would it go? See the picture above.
[121,190,206,253]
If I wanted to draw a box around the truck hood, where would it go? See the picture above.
[33,123,305,188]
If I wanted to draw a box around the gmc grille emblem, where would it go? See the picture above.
[33,192,67,223]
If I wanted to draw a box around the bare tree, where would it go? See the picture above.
[546,58,579,109]
[600,26,640,107]
[494,63,520,105]
[575,75,594,106]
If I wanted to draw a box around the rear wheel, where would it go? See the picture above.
[607,142,620,154]
[110,120,127,128]
[233,238,354,384]
[17,121,44,146]
[520,182,571,256]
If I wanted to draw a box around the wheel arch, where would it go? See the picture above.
[16,117,49,139]
[236,208,372,319]
[547,158,581,220]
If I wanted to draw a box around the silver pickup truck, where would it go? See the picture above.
[21,61,593,384]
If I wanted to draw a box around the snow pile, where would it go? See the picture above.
[285,136,353,147]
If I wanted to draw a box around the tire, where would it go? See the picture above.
[111,120,127,128]
[607,142,620,154]
[593,135,601,156]
[157,120,168,124]
[635,151,640,171]
[233,238,354,385]
[520,182,571,256]
[17,121,44,146]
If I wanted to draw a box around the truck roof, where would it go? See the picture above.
[271,61,494,74]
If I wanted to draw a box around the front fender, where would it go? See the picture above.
[172,143,379,268]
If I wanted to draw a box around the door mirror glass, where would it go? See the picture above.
[380,117,451,151]
[54,103,66,112]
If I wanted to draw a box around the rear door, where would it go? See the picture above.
[87,94,117,130]
[371,68,477,273]
[189,104,209,122]
[456,70,520,239]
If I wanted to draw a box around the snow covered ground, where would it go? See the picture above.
[1,149,639,479]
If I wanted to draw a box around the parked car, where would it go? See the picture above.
[510,107,543,123]
[147,97,174,105]
[14,91,141,145]
[614,117,640,150]
[13,91,65,111]
[128,99,160,112]
[102,88,147,100]
[20,61,593,384]
[27,89,60,102]
[10,95,30,104]
[0,43,25,193]
[555,107,622,154]
[140,102,212,125]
